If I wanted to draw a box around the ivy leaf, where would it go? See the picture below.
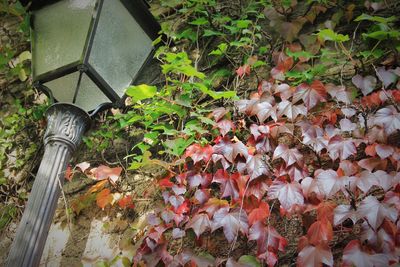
[373,105,400,135]
[163,138,192,157]
[277,100,307,120]
[375,144,394,159]
[200,198,229,217]
[356,196,397,230]
[307,220,333,246]
[326,83,355,104]
[273,144,303,166]
[342,240,389,267]
[297,244,333,267]
[90,165,122,184]
[217,119,235,136]
[126,84,157,102]
[186,213,211,238]
[376,67,398,88]
[248,201,270,226]
[274,83,293,100]
[268,180,304,212]
[96,189,113,210]
[327,135,357,161]
[333,205,358,226]
[317,28,349,42]
[246,154,269,181]
[315,169,354,198]
[248,222,287,255]
[212,208,249,243]
[236,64,251,78]
[212,107,228,122]
[293,80,327,109]
[76,161,90,173]
[251,101,278,122]
[351,74,377,96]
[185,144,213,164]
[212,169,239,199]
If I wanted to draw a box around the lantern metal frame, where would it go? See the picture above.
[31,0,161,109]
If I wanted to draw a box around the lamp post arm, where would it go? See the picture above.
[6,103,91,267]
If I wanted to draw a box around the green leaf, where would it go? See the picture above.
[125,84,157,102]
[203,29,223,37]
[285,49,314,60]
[362,30,400,40]
[354,14,397,24]
[235,19,252,29]
[164,137,194,156]
[238,255,261,267]
[196,82,238,100]
[316,29,349,42]
[359,49,384,59]
[189,17,209,26]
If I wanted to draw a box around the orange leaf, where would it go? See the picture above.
[87,180,109,194]
[118,195,135,209]
[248,201,270,225]
[96,188,113,209]
[365,144,377,157]
[64,165,73,182]
[307,220,333,246]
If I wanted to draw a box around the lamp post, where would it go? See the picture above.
[6,0,160,266]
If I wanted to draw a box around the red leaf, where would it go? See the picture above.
[327,135,357,161]
[96,188,113,209]
[376,66,397,88]
[185,144,213,164]
[273,144,303,166]
[64,165,73,182]
[246,154,269,181]
[251,101,278,122]
[376,144,394,159]
[268,180,304,212]
[248,201,270,226]
[333,204,358,226]
[277,100,307,120]
[297,244,333,267]
[118,195,135,209]
[373,105,400,135]
[212,208,249,243]
[307,220,333,246]
[217,119,235,136]
[356,195,398,230]
[248,222,287,255]
[91,165,122,184]
[314,169,355,198]
[316,201,336,223]
[236,64,251,78]
[186,213,211,238]
[212,169,240,200]
[293,80,327,109]
[200,198,229,217]
[352,74,377,96]
[326,83,353,104]
[212,107,228,122]
[342,240,389,267]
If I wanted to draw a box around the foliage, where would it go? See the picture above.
[118,0,400,265]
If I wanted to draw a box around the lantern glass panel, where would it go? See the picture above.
[43,72,79,103]
[32,0,96,78]
[88,0,153,97]
[75,73,110,111]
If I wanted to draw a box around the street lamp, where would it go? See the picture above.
[6,0,160,266]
